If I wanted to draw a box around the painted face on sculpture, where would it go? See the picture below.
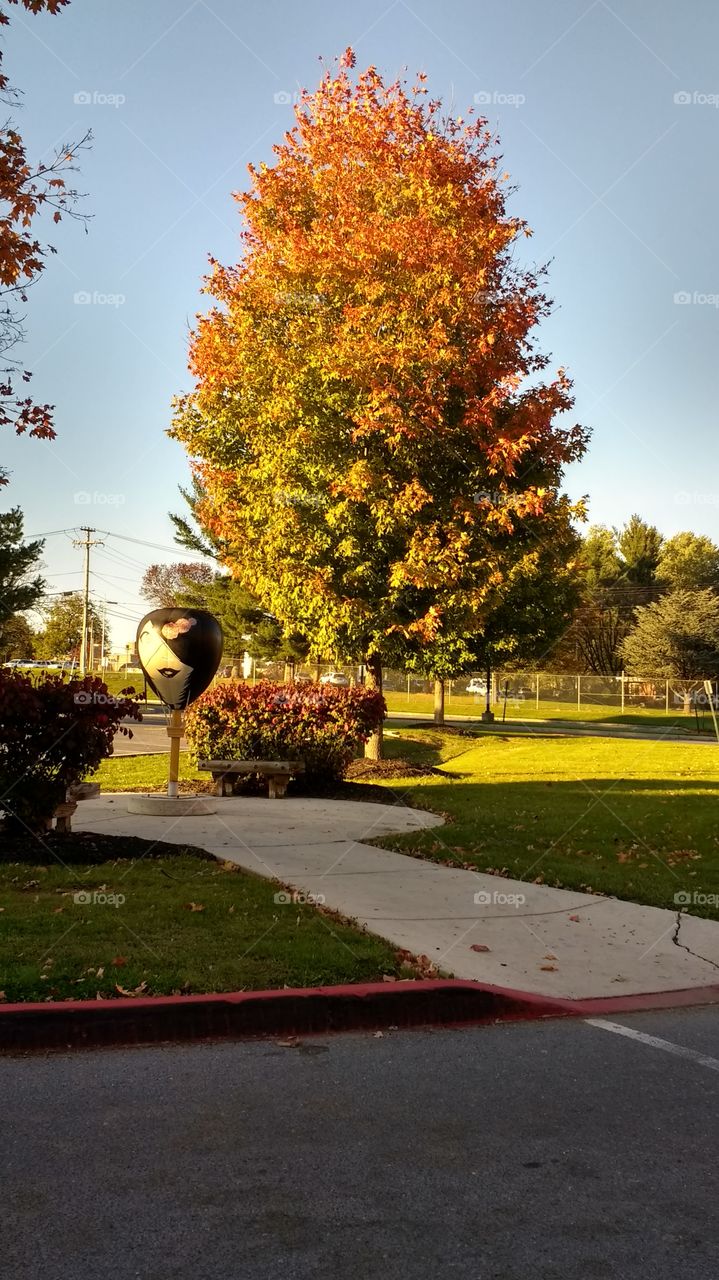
[136,610,223,710]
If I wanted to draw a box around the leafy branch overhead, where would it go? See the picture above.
[0,0,90,474]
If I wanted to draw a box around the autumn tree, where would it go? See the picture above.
[0,0,90,483]
[170,479,310,666]
[171,53,587,755]
[140,561,214,608]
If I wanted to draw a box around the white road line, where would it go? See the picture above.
[586,1018,719,1073]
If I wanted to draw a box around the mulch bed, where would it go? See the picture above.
[0,829,210,865]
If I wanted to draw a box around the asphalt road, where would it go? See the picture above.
[2,1007,718,1279]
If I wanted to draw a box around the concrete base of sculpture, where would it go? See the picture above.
[126,794,217,817]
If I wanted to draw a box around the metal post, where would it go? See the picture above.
[167,709,183,798]
[621,670,625,714]
[407,674,411,703]
[665,680,670,713]
[536,674,539,709]
[577,674,581,711]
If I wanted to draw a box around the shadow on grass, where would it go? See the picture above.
[376,776,719,919]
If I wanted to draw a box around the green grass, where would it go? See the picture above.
[383,690,705,731]
[374,729,719,919]
[0,843,407,1003]
[94,726,719,929]
[95,752,203,791]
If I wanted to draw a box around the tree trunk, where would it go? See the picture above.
[364,654,384,759]
[433,678,445,725]
[482,661,495,723]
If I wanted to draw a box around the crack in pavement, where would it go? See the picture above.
[672,909,719,973]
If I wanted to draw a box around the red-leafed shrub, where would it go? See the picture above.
[184,679,386,782]
[0,672,142,832]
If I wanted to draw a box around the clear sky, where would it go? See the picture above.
[3,0,718,646]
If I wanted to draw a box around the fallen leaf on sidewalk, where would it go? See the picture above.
[540,964,558,972]
[543,953,558,961]
[470,944,491,953]
[568,914,580,922]
[373,1031,384,1038]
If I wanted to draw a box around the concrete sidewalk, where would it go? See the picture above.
[76,794,719,1001]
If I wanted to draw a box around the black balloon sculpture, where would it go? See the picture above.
[136,608,223,710]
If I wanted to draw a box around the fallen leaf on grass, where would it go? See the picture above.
[115,982,148,998]
[184,902,205,912]
[112,956,127,967]
[382,974,398,982]
[470,944,491,953]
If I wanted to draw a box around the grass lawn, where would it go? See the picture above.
[92,726,719,928]
[374,729,719,920]
[0,834,410,1003]
[95,752,204,791]
[383,690,707,732]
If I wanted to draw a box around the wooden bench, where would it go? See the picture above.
[198,759,305,799]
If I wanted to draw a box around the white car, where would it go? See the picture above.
[320,671,350,687]
[466,677,488,695]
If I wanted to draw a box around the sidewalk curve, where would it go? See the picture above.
[76,794,719,1001]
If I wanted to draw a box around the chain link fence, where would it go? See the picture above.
[240,659,718,715]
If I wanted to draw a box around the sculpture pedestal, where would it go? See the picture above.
[126,794,217,817]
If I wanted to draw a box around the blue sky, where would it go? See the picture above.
[3,0,719,646]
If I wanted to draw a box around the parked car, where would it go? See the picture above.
[466,677,488,696]
[319,671,350,687]
[293,672,313,683]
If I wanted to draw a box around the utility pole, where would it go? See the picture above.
[100,600,117,670]
[72,527,104,676]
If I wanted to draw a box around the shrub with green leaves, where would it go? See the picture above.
[184,680,385,782]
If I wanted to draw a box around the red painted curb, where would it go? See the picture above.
[1,978,718,1054]
[1,972,711,1054]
